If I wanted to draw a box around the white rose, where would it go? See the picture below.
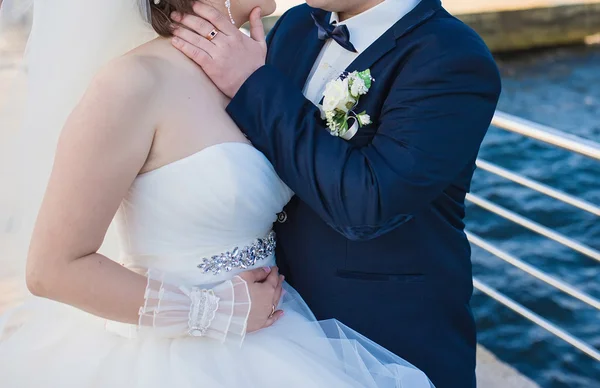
[357,113,371,126]
[323,78,351,113]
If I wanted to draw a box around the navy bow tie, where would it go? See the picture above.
[311,12,357,53]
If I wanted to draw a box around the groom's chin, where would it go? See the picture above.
[304,0,335,12]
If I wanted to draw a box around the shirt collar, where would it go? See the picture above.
[330,0,422,53]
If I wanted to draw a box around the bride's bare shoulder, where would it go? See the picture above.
[90,52,163,99]
[72,46,171,131]
[93,39,213,98]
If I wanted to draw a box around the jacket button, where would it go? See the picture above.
[277,211,288,223]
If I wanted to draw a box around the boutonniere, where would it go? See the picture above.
[320,69,374,140]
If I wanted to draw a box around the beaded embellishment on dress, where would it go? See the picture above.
[197,231,276,275]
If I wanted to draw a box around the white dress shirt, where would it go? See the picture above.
[303,0,421,105]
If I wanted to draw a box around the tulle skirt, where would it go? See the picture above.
[0,284,433,387]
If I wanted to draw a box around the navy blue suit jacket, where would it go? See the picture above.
[226,1,501,386]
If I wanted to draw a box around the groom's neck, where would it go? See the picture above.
[337,0,385,22]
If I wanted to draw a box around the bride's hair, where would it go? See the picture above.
[148,0,195,37]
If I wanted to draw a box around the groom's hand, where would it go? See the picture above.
[171,2,267,98]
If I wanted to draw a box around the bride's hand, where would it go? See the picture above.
[239,266,284,333]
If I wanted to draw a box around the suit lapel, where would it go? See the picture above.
[344,32,396,74]
[288,9,328,89]
[345,0,442,73]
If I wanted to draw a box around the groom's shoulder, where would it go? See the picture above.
[396,8,501,91]
[410,8,494,58]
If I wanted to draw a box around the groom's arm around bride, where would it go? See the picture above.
[172,1,501,387]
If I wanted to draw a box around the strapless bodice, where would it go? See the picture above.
[114,143,293,285]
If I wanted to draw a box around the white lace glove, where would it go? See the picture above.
[136,269,251,344]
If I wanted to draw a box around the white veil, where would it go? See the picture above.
[0,0,156,301]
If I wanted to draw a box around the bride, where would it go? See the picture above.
[0,0,433,386]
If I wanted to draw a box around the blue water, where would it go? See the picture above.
[469,45,600,387]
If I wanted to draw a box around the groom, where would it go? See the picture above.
[172,0,501,386]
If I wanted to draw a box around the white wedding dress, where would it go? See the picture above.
[0,142,432,387]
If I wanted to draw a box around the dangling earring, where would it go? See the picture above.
[225,0,235,25]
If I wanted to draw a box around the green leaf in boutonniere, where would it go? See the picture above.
[357,69,372,90]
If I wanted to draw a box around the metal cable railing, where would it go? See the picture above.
[466,194,600,262]
[467,232,600,311]
[469,111,600,361]
[475,159,600,217]
[492,111,600,161]
[473,278,600,362]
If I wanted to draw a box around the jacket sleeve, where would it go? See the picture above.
[226,49,501,241]
[265,10,289,49]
